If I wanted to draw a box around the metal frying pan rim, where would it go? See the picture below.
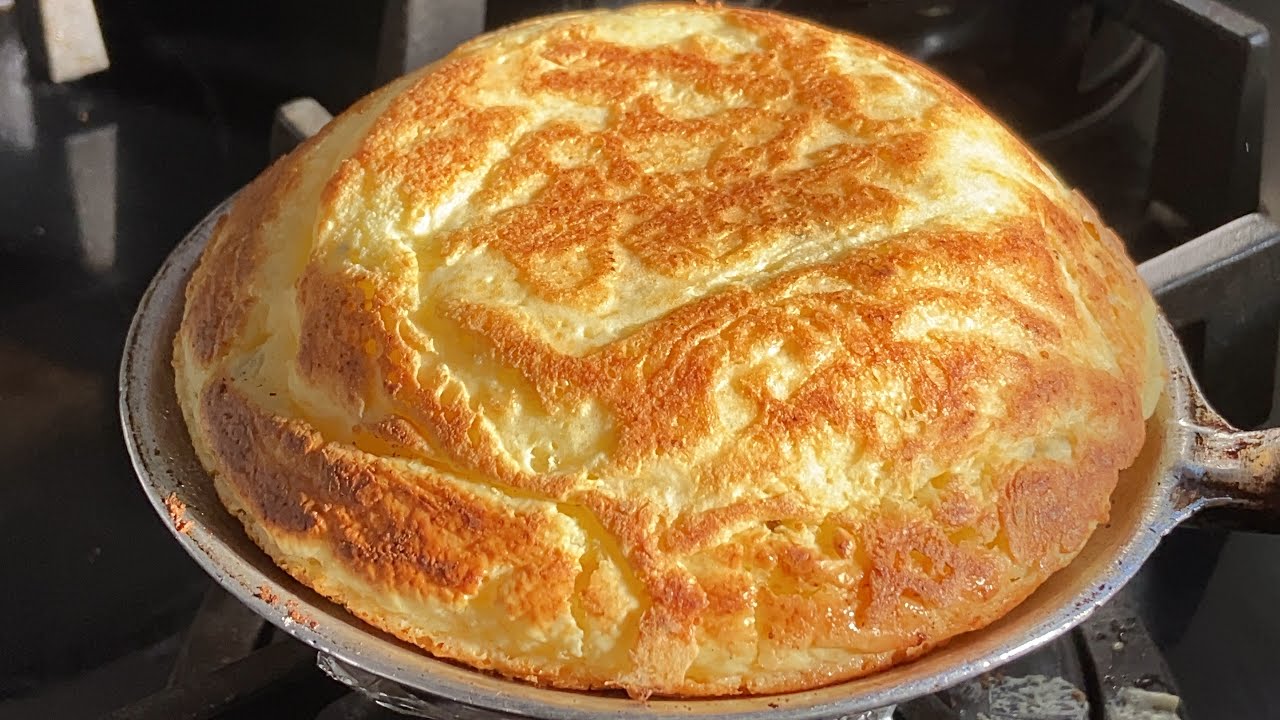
[119,195,1260,719]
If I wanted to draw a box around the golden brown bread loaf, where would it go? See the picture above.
[173,3,1165,698]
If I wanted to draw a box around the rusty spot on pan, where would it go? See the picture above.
[286,599,319,630]
[164,492,192,534]
[255,584,279,606]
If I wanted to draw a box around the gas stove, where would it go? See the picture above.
[2,1,1279,719]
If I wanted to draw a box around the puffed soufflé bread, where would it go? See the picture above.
[173,3,1165,698]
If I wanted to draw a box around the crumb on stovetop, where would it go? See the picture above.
[255,584,279,605]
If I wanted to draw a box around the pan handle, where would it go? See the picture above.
[1181,419,1280,533]
[1139,213,1280,533]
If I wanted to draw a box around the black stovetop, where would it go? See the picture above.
[2,2,1280,719]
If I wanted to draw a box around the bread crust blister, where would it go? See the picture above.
[173,3,1164,698]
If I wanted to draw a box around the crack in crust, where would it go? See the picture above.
[173,3,1165,699]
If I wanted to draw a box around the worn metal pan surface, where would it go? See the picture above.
[120,198,1280,719]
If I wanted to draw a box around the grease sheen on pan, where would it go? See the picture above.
[173,3,1165,699]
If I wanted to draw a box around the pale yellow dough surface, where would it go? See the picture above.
[174,3,1164,698]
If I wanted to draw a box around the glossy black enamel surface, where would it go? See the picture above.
[0,6,263,706]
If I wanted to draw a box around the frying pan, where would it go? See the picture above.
[119,196,1280,719]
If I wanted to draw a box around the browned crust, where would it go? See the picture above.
[173,2,1162,699]
[180,156,300,366]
